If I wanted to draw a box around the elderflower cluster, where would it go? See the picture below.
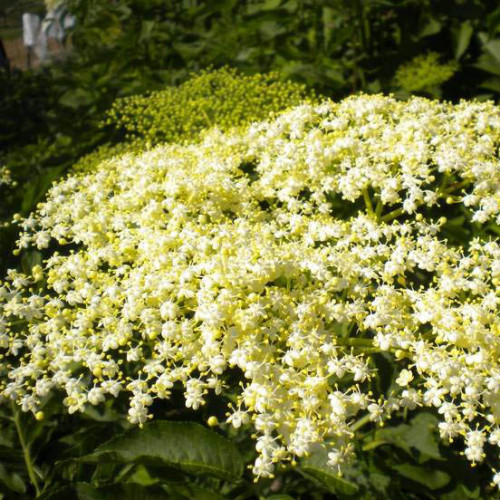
[394,53,458,94]
[3,94,500,483]
[0,166,14,187]
[73,68,313,175]
[106,67,313,146]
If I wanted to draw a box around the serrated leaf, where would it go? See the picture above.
[80,421,244,480]
[391,463,450,491]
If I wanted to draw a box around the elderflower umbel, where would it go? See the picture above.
[3,95,500,483]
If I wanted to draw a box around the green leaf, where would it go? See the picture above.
[488,6,500,38]
[447,215,466,226]
[127,464,187,485]
[139,20,156,42]
[367,472,391,495]
[80,421,244,480]
[21,250,42,275]
[59,89,94,109]
[454,21,474,59]
[419,18,441,38]
[247,0,282,15]
[21,182,37,215]
[21,166,66,215]
[402,413,442,461]
[483,39,500,62]
[300,448,359,496]
[173,41,206,60]
[474,53,500,77]
[391,463,450,491]
[363,413,442,462]
[362,431,411,455]
[123,464,158,486]
[0,464,26,494]
[480,77,500,93]
[168,484,226,500]
[40,483,169,500]
[440,483,481,500]
[371,352,394,394]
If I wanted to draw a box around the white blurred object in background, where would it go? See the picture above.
[22,6,75,67]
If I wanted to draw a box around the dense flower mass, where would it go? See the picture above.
[72,68,313,174]
[2,94,500,481]
[394,52,458,94]
[107,67,313,146]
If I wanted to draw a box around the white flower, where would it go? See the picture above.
[396,369,414,387]
[88,387,105,405]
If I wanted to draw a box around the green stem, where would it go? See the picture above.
[11,402,41,497]
[362,189,374,216]
[439,173,450,191]
[488,223,500,236]
[355,347,383,354]
[351,413,372,433]
[381,207,404,222]
[335,338,374,348]
[379,177,471,224]
[340,320,357,339]
[7,319,27,326]
[443,179,471,194]
[201,108,212,128]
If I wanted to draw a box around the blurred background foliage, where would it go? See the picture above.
[2,1,500,498]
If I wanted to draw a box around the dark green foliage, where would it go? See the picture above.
[81,421,245,480]
[52,0,500,99]
[50,0,500,99]
[0,70,56,151]
[1,396,498,498]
